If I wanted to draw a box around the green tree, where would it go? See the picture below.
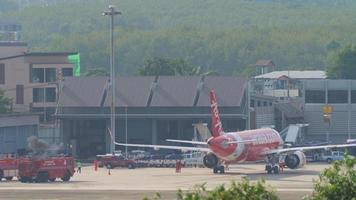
[305,154,356,200]
[240,64,257,78]
[0,0,18,12]
[327,45,356,79]
[85,68,109,76]
[0,90,12,114]
[326,40,341,51]
[138,57,175,76]
[5,0,356,74]
[138,57,207,76]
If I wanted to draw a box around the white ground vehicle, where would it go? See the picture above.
[129,150,150,159]
[182,152,205,167]
[321,151,345,163]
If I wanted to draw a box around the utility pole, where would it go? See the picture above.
[103,5,121,154]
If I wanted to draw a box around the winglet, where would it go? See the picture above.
[209,90,224,137]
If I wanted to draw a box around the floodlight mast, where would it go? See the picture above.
[103,5,121,154]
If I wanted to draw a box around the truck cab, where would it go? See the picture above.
[0,155,18,181]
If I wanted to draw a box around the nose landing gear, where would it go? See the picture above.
[265,154,280,174]
[265,164,279,174]
[213,165,225,174]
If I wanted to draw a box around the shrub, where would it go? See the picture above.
[144,178,279,200]
[305,154,356,200]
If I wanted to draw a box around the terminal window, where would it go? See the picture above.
[31,68,56,83]
[328,90,347,104]
[351,91,356,103]
[0,63,4,84]
[62,68,73,77]
[33,88,56,102]
[250,100,255,107]
[305,90,325,103]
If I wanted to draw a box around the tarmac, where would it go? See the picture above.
[0,163,330,200]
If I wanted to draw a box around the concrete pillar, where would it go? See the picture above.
[348,80,351,139]
[71,120,78,157]
[324,80,328,104]
[281,111,286,130]
[177,120,182,139]
[105,119,111,153]
[72,120,77,139]
[325,80,329,142]
[247,80,251,130]
[152,119,157,145]
[59,120,64,143]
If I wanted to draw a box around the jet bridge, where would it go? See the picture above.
[280,124,309,144]
[193,123,211,142]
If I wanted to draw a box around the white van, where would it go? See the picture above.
[130,150,150,159]
[182,151,205,167]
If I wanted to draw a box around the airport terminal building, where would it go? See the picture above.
[54,76,356,158]
[303,80,356,143]
[56,76,252,158]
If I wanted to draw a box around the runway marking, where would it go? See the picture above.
[0,187,313,192]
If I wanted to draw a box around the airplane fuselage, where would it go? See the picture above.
[207,128,281,163]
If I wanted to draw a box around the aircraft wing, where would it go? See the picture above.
[166,139,256,145]
[227,139,256,144]
[263,143,356,155]
[108,128,210,152]
[166,139,207,145]
[114,142,211,152]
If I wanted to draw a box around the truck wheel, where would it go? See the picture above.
[61,172,71,182]
[5,177,13,181]
[49,178,56,182]
[219,166,225,174]
[128,163,135,169]
[213,166,218,174]
[273,166,279,174]
[20,176,29,183]
[36,172,49,183]
[265,165,272,174]
[327,158,332,164]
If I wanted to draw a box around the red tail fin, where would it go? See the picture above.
[209,90,224,137]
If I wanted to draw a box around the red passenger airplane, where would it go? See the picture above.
[113,90,356,174]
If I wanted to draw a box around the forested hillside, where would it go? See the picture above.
[1,0,356,75]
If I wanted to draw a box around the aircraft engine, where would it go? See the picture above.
[284,151,306,169]
[203,153,219,168]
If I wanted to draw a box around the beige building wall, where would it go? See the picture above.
[30,63,74,109]
[25,56,70,64]
[0,45,75,114]
[0,44,27,58]
[0,57,29,112]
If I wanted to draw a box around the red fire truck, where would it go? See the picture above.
[18,156,76,183]
[0,157,18,181]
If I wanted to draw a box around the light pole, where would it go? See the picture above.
[125,105,128,158]
[103,5,121,154]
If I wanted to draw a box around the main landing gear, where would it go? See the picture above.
[265,154,280,174]
[213,165,225,174]
[265,164,279,174]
